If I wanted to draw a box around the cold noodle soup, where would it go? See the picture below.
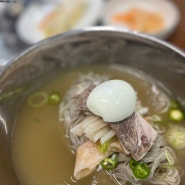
[11,64,185,185]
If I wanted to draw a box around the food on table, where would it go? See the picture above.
[12,65,184,185]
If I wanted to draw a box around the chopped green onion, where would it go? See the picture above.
[169,109,184,122]
[151,115,162,123]
[99,141,109,153]
[28,90,61,107]
[129,158,150,179]
[100,154,118,170]
[168,100,185,122]
[129,158,139,170]
[166,125,185,149]
[48,91,61,105]
[0,88,23,102]
[165,149,174,165]
[133,162,150,179]
[28,92,48,107]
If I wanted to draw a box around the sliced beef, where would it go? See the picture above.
[109,112,158,160]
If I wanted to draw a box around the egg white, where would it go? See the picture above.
[86,80,136,122]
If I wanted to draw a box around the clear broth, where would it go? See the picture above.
[11,64,185,185]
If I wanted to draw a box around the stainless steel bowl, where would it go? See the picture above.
[0,27,185,185]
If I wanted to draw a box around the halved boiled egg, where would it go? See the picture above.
[16,0,104,44]
[86,80,136,122]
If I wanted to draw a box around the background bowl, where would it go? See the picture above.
[16,0,104,44]
[102,0,180,39]
[0,27,185,185]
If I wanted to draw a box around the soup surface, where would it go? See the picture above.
[11,64,185,185]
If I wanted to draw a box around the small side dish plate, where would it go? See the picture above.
[16,0,104,44]
[102,0,180,39]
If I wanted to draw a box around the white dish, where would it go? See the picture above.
[102,0,180,39]
[16,0,104,44]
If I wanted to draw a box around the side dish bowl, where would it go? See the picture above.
[102,0,180,39]
[0,27,185,185]
[16,0,104,44]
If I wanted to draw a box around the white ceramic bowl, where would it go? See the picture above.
[16,0,104,44]
[102,0,180,39]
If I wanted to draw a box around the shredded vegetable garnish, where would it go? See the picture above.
[129,158,150,179]
[48,91,61,105]
[111,7,164,33]
[100,154,118,170]
[28,92,48,107]
[28,91,61,107]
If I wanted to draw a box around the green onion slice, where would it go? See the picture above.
[165,149,174,165]
[0,88,23,102]
[166,125,185,149]
[28,92,48,107]
[151,115,162,123]
[100,154,118,170]
[129,158,150,179]
[169,109,184,122]
[129,158,139,170]
[168,100,185,122]
[99,141,109,153]
[48,91,61,105]
[133,162,150,179]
